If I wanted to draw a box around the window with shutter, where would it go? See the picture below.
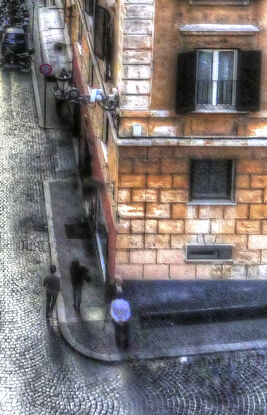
[78,18,82,44]
[85,0,96,16]
[190,159,235,203]
[176,49,261,113]
[94,6,106,59]
[94,5,112,75]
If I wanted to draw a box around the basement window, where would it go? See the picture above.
[189,159,236,204]
[186,245,233,262]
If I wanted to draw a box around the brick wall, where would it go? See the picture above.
[116,146,267,280]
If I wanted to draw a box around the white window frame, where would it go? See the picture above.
[196,49,237,110]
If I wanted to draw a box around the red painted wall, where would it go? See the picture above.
[72,48,116,279]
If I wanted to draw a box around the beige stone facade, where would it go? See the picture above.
[65,0,267,280]
[116,146,267,279]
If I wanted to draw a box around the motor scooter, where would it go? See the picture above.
[0,46,34,70]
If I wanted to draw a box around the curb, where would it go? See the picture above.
[43,179,127,361]
[43,180,267,361]
[32,59,44,129]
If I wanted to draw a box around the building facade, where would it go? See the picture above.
[61,0,267,281]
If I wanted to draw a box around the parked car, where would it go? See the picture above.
[2,27,27,55]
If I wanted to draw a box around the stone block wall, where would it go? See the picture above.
[116,146,267,280]
[117,0,267,139]
[119,0,155,110]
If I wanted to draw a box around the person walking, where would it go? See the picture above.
[70,259,91,313]
[110,294,131,350]
[43,264,61,322]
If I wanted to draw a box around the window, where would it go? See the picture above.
[102,112,109,144]
[196,50,237,109]
[101,113,109,163]
[94,6,107,60]
[94,6,112,79]
[176,50,261,113]
[189,0,249,4]
[85,0,96,16]
[189,159,235,203]
[78,18,82,44]
[84,1,113,80]
[88,58,94,86]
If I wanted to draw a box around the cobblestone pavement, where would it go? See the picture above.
[1,68,267,415]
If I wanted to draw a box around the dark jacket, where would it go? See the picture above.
[70,261,91,287]
[43,273,61,296]
[80,265,91,283]
[70,260,83,287]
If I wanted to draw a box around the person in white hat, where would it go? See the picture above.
[109,290,131,349]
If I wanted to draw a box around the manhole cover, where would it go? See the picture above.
[65,223,91,239]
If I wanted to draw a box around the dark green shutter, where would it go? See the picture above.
[89,0,96,16]
[176,51,197,114]
[94,6,106,60]
[104,14,112,80]
[85,0,95,16]
[236,50,261,112]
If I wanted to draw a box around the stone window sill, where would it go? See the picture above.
[185,259,233,264]
[191,109,248,114]
[188,201,236,206]
[180,24,259,35]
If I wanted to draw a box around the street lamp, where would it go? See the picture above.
[53,68,72,100]
[53,68,119,115]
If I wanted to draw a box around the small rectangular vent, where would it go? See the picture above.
[186,244,232,261]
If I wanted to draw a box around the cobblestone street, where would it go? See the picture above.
[1,67,267,415]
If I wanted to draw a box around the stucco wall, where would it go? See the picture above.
[118,0,267,138]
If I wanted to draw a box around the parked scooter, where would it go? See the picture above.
[0,46,34,70]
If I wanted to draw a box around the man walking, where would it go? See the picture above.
[70,259,91,313]
[43,264,61,321]
[110,294,131,350]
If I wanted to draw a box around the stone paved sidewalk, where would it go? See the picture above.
[43,178,267,361]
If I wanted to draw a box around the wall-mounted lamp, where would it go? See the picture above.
[53,68,119,115]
